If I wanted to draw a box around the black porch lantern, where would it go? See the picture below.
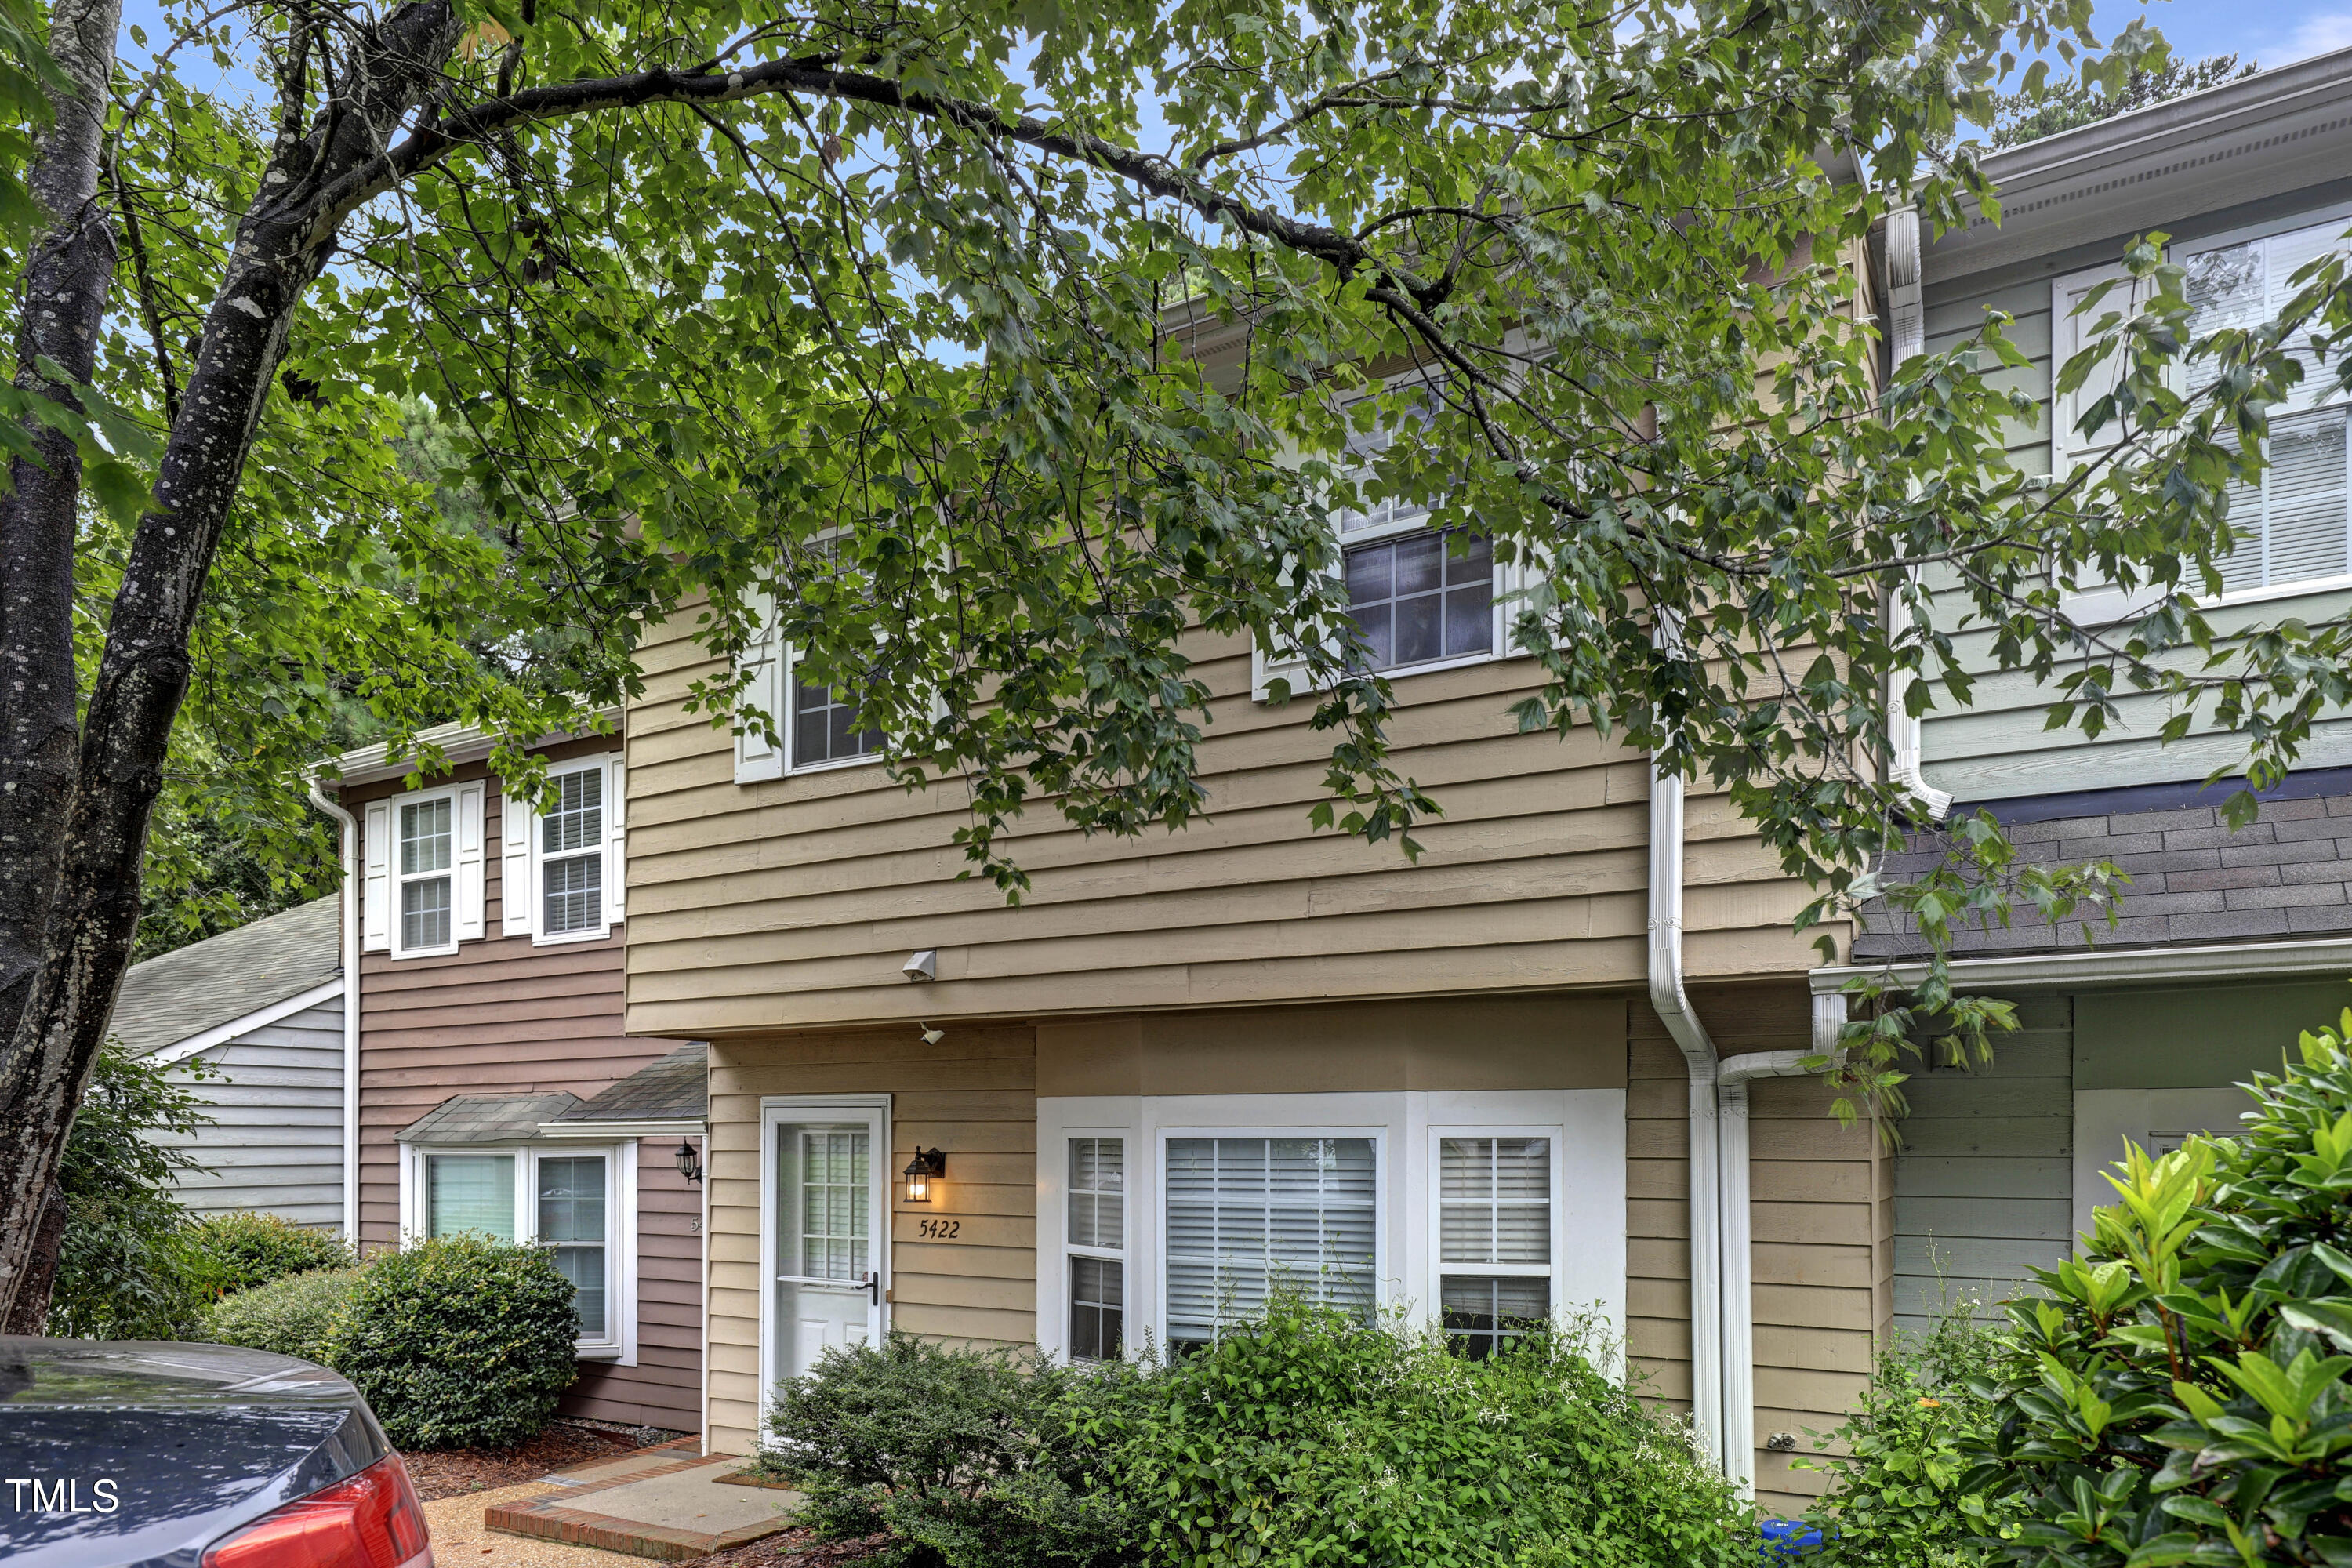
[902,1147,946,1204]
[673,1138,703,1184]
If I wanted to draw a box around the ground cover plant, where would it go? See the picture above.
[768,1301,1750,1568]
[1959,1012,2352,1565]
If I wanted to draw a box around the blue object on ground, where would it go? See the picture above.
[1760,1518,1827,1559]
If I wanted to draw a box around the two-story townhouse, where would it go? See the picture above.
[1826,46,2352,1334]
[622,283,1901,1513]
[315,717,708,1432]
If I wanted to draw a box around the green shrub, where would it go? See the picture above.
[768,1333,1134,1568]
[323,1232,579,1450]
[200,1265,364,1363]
[185,1211,354,1296]
[769,1301,1751,1568]
[45,1042,216,1339]
[1798,1300,2030,1565]
[1961,1011,2352,1565]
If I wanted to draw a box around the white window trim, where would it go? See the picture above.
[732,541,893,782]
[1425,1124,1569,1341]
[1035,1090,1626,1366]
[755,1094,892,1448]
[397,1140,639,1363]
[2057,201,2352,622]
[390,784,463,960]
[516,754,625,948]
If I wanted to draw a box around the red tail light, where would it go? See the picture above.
[201,1453,434,1568]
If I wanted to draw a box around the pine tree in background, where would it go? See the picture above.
[1990,54,2257,148]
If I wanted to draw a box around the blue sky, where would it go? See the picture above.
[2105,0,2352,67]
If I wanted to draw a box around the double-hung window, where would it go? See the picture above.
[731,539,887,782]
[539,764,604,937]
[2180,217,2352,596]
[503,756,622,945]
[1336,387,1496,673]
[1164,1136,1377,1347]
[1066,1138,1126,1361]
[1436,1134,1554,1358]
[416,1146,623,1353]
[398,797,455,953]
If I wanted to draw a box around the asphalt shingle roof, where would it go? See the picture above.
[397,1091,584,1145]
[108,897,343,1058]
[553,1043,707,1123]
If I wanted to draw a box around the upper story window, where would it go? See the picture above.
[2179,216,2352,597]
[792,666,883,768]
[398,797,454,953]
[365,782,485,959]
[2054,212,2352,614]
[503,754,626,946]
[733,540,891,783]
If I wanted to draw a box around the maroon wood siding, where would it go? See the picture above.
[344,740,702,1433]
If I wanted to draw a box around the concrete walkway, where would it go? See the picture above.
[485,1445,803,1561]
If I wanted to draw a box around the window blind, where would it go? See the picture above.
[1165,1136,1376,1345]
[2186,219,2352,593]
[427,1154,515,1241]
[1439,1136,1552,1359]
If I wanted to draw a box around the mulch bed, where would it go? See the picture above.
[677,1528,890,1566]
[401,1420,658,1502]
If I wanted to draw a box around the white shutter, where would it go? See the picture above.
[733,586,786,783]
[361,800,391,953]
[1250,549,1342,702]
[2050,261,2153,481]
[452,781,486,942]
[604,758,627,925]
[499,778,532,938]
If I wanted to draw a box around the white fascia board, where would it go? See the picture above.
[1811,936,2352,994]
[149,976,347,1069]
[318,706,623,787]
[534,1118,706,1141]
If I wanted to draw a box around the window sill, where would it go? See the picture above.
[531,924,613,949]
[1366,648,1506,681]
[2061,572,2352,626]
[574,1343,625,1362]
[782,753,884,778]
[388,942,459,962]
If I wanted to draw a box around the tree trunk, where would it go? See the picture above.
[0,0,463,1330]
[0,0,124,1036]
[1,1185,65,1334]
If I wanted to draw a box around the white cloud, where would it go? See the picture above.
[2282,9,2352,61]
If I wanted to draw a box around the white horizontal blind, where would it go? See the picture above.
[1438,1135,1552,1358]
[427,1153,515,1240]
[2186,219,2352,593]
[1164,1136,1376,1345]
[1439,1136,1551,1265]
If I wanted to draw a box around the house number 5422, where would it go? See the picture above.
[917,1218,960,1240]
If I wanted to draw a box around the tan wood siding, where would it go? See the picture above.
[1628,982,1889,1521]
[345,753,702,1432]
[705,1025,1038,1456]
[626,615,1839,1038]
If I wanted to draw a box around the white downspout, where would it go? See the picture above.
[1882,203,1953,824]
[1648,758,1724,1474]
[308,775,361,1249]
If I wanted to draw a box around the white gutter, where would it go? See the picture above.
[1810,934,2352,994]
[307,775,362,1249]
[1647,759,1725,1475]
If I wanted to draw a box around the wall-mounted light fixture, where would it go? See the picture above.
[902,1147,946,1204]
[673,1138,703,1185]
[902,949,938,982]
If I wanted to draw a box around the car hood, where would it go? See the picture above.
[0,1338,391,1568]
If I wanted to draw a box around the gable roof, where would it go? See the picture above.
[550,1043,707,1125]
[109,897,343,1059]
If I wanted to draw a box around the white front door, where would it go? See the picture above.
[768,1107,887,1390]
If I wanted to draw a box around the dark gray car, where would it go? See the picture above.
[0,1338,432,1568]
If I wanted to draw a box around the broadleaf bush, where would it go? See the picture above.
[323,1232,580,1450]
[1959,1011,2352,1564]
[200,1264,364,1363]
[1799,1299,2031,1565]
[184,1210,355,1296]
[768,1299,1751,1568]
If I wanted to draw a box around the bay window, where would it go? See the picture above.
[407,1142,631,1357]
[1436,1134,1554,1359]
[1164,1135,1378,1347]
